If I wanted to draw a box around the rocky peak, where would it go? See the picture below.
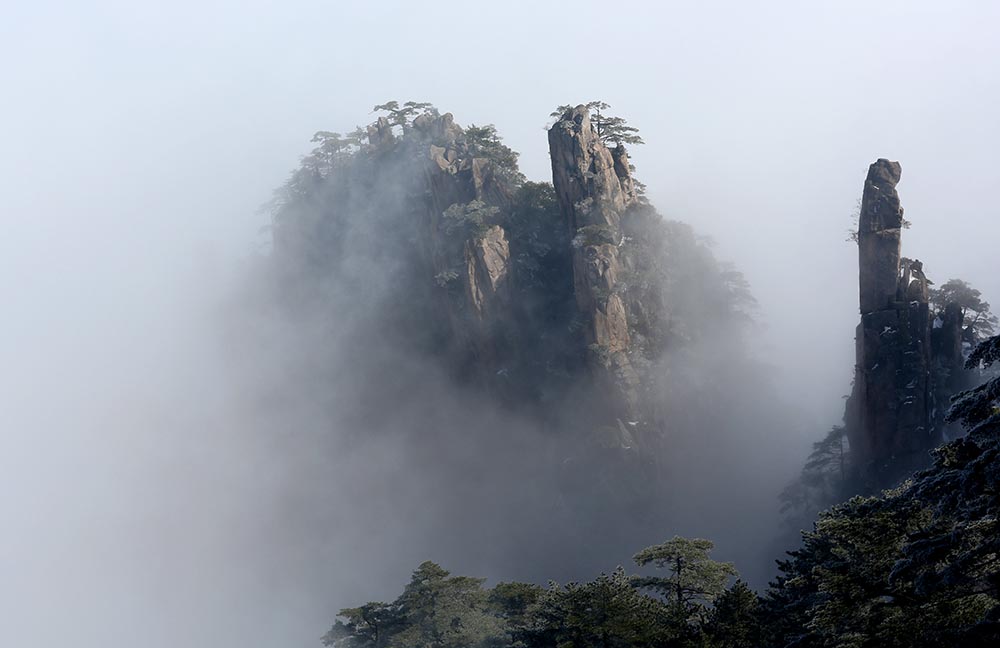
[846,159,967,490]
[611,143,637,205]
[548,106,640,419]
[464,225,511,322]
[366,116,396,148]
[858,158,904,314]
[548,106,636,232]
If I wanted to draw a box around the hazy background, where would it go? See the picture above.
[2,1,998,646]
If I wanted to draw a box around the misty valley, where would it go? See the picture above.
[245,102,1000,647]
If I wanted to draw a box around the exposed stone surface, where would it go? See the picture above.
[464,225,511,322]
[931,301,968,440]
[366,116,396,148]
[572,243,628,351]
[549,106,639,418]
[548,106,633,231]
[421,115,511,217]
[611,144,637,205]
[413,114,515,375]
[858,159,904,314]
[846,160,967,490]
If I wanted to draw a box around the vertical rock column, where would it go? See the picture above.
[548,106,639,418]
[848,159,938,489]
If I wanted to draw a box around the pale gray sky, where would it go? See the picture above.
[2,2,998,646]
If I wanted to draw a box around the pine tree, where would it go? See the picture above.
[631,536,737,624]
[550,101,644,146]
[706,580,762,648]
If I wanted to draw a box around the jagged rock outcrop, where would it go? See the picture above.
[412,115,516,372]
[366,116,396,148]
[277,111,518,379]
[464,225,511,323]
[549,107,634,232]
[418,113,512,216]
[846,159,967,490]
[548,106,641,420]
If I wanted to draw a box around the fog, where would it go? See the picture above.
[3,2,999,647]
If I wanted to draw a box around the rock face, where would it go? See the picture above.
[931,301,968,440]
[549,107,635,232]
[283,111,518,380]
[846,160,966,490]
[464,225,511,323]
[549,106,640,418]
[367,116,396,148]
[414,114,515,372]
[857,160,904,314]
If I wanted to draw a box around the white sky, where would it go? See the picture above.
[2,1,998,646]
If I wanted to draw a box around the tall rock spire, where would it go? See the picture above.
[548,106,640,419]
[847,159,938,489]
[857,159,904,313]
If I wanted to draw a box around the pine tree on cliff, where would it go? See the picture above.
[947,334,1000,434]
[930,278,998,344]
[373,100,437,129]
[550,101,644,146]
[761,334,1000,647]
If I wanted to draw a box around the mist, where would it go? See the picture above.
[3,2,999,647]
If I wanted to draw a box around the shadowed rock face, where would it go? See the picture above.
[846,160,966,490]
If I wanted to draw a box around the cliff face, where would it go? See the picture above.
[846,159,966,490]
[548,106,640,420]
[270,110,523,389]
[413,113,515,373]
